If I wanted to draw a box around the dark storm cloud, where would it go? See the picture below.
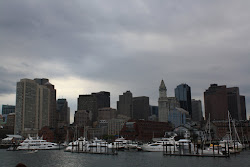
[0,0,250,116]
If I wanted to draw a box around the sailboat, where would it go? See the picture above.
[200,114,223,155]
[219,111,243,153]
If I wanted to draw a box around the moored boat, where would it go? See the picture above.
[17,136,60,150]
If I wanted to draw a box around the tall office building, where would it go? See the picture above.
[204,84,246,121]
[240,96,246,120]
[78,91,110,124]
[117,91,133,118]
[204,84,228,121]
[191,99,203,122]
[175,84,192,117]
[57,99,70,127]
[132,96,150,120]
[92,91,110,109]
[227,87,242,120]
[34,78,57,128]
[15,79,51,137]
[158,80,169,122]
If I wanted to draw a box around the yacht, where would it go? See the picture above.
[17,136,60,150]
[108,137,131,149]
[88,137,109,153]
[141,137,178,152]
[65,137,89,152]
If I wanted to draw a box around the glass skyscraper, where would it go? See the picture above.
[175,84,192,118]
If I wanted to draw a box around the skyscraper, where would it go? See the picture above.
[240,96,246,120]
[204,84,246,121]
[15,79,51,137]
[78,91,110,124]
[204,84,228,121]
[34,78,57,128]
[175,84,192,117]
[191,99,203,122]
[117,91,133,118]
[132,96,150,120]
[227,87,242,120]
[57,99,70,127]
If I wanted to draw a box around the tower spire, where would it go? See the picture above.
[159,79,167,98]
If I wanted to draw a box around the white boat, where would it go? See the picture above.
[88,137,108,147]
[108,137,131,149]
[88,137,109,153]
[17,136,60,150]
[199,144,223,155]
[176,138,195,154]
[141,137,178,152]
[65,137,89,152]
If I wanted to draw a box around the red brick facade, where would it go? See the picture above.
[120,120,173,142]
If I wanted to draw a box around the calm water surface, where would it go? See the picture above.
[1,149,250,167]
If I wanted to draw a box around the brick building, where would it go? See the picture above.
[120,120,173,142]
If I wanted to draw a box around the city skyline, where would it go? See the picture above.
[0,1,250,122]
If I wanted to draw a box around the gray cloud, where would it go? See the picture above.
[0,0,250,117]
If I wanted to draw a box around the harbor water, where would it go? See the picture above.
[1,149,250,167]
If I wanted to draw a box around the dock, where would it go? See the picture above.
[163,142,231,158]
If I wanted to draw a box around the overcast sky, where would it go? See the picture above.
[0,0,249,123]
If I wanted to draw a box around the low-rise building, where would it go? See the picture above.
[120,120,173,142]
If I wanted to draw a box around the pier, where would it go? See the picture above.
[163,141,231,158]
[70,142,118,155]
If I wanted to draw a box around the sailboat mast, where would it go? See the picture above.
[209,114,211,144]
[228,111,232,141]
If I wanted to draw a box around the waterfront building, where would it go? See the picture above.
[212,120,250,141]
[107,115,129,136]
[117,91,133,118]
[57,99,70,127]
[132,96,150,120]
[175,84,192,117]
[2,105,15,123]
[74,110,91,127]
[120,120,173,142]
[98,120,108,136]
[191,99,203,122]
[15,78,52,137]
[204,84,247,121]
